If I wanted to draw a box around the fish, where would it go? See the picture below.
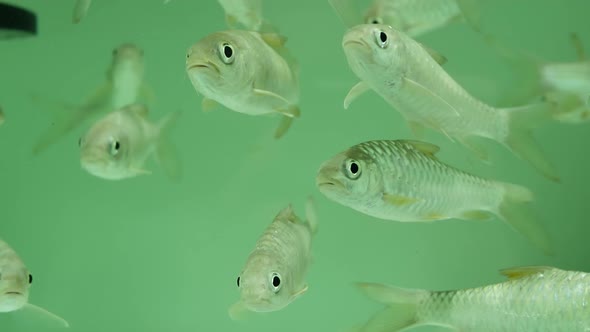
[0,238,69,327]
[32,43,154,155]
[350,266,590,332]
[340,24,559,182]
[72,0,92,24]
[185,30,300,139]
[489,33,590,124]
[0,106,4,126]
[327,0,483,37]
[316,140,551,253]
[78,103,181,181]
[229,197,318,319]
[217,0,266,32]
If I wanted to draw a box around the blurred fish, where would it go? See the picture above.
[0,106,4,126]
[217,0,265,31]
[186,30,300,139]
[351,266,590,332]
[79,103,181,181]
[329,0,482,37]
[229,197,318,319]
[316,140,551,253]
[0,238,69,327]
[32,43,154,155]
[72,0,91,24]
[341,24,559,182]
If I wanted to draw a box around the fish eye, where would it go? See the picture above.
[270,272,281,293]
[344,158,362,180]
[367,17,382,24]
[236,276,240,287]
[78,137,82,147]
[374,30,389,48]
[219,42,235,64]
[28,274,33,284]
[109,140,121,156]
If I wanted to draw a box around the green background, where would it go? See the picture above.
[0,0,588,331]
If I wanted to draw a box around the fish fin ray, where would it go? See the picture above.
[344,81,371,109]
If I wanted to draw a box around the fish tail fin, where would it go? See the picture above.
[156,111,183,182]
[352,282,430,332]
[22,303,70,328]
[500,102,560,182]
[305,196,319,235]
[497,182,553,255]
[327,0,362,28]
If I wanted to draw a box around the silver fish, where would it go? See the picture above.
[0,238,68,327]
[229,198,318,319]
[316,140,550,253]
[352,266,590,332]
[79,103,181,181]
[185,30,300,139]
[341,24,559,182]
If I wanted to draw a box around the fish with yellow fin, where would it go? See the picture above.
[351,266,590,331]
[316,140,551,254]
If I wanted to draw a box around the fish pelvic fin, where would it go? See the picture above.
[497,182,553,255]
[352,282,430,332]
[500,102,560,182]
[156,111,183,182]
[22,303,70,328]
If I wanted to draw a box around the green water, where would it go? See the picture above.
[0,0,588,331]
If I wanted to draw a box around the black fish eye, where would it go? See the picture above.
[28,274,33,284]
[272,275,280,287]
[270,272,281,292]
[114,141,120,150]
[350,162,359,174]
[219,43,235,64]
[344,158,362,179]
[224,45,233,58]
[380,31,387,43]
[236,276,240,287]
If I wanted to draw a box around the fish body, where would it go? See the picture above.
[185,30,300,138]
[217,0,264,31]
[353,266,590,332]
[230,198,317,318]
[316,140,550,252]
[79,103,180,181]
[342,24,558,182]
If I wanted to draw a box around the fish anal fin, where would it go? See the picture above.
[499,266,554,280]
[344,81,370,109]
[383,193,420,206]
[402,140,440,157]
[460,209,494,221]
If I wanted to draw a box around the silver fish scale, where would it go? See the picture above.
[417,269,590,331]
[353,140,501,219]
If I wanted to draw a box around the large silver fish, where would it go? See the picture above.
[185,30,300,139]
[0,238,68,327]
[340,23,559,182]
[316,140,550,253]
[351,266,590,332]
[229,198,318,319]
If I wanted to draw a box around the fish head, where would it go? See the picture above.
[0,252,30,313]
[235,254,291,312]
[342,24,407,81]
[316,146,382,206]
[79,113,133,180]
[109,43,145,78]
[185,31,251,96]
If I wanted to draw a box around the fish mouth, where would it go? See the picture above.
[342,39,368,49]
[4,292,22,296]
[186,61,220,75]
[316,173,343,189]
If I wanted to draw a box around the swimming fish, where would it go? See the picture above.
[0,106,4,126]
[185,30,300,139]
[351,266,590,332]
[328,0,482,37]
[78,103,181,181]
[316,140,551,253]
[229,197,318,319]
[341,24,559,182]
[0,238,69,327]
[32,43,153,155]
[72,0,91,24]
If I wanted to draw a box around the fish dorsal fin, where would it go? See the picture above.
[402,140,441,157]
[125,103,149,118]
[499,266,554,280]
[418,43,448,65]
[277,204,298,223]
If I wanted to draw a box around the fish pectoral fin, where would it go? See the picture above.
[382,193,420,206]
[499,266,554,280]
[401,77,461,118]
[228,301,251,321]
[344,81,370,109]
[459,209,494,221]
[418,42,448,65]
[21,303,70,327]
[290,285,309,300]
[252,88,293,108]
[202,98,221,112]
[400,140,440,157]
[260,32,288,50]
[131,167,152,175]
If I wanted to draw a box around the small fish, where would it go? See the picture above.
[79,103,181,181]
[229,198,318,319]
[351,266,590,332]
[0,238,69,327]
[341,24,559,182]
[217,0,265,31]
[72,0,92,24]
[33,43,153,154]
[0,106,4,126]
[328,0,482,37]
[316,140,551,253]
[185,30,300,139]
